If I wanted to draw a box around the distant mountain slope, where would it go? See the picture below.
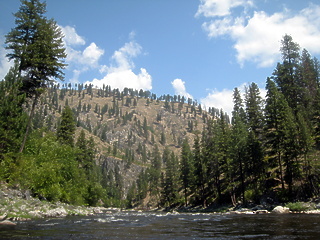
[33,85,223,197]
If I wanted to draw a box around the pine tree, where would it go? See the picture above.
[230,87,248,204]
[299,49,318,113]
[148,145,162,197]
[245,83,264,134]
[5,0,67,152]
[75,130,97,176]
[162,151,179,206]
[273,34,300,112]
[0,63,27,158]
[264,78,300,198]
[193,135,206,207]
[180,138,194,206]
[57,105,76,146]
[244,83,265,193]
[204,110,230,204]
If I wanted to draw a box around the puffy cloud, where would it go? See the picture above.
[59,25,104,83]
[88,68,152,91]
[60,25,86,46]
[200,88,234,115]
[82,42,104,67]
[109,41,142,72]
[85,40,152,91]
[171,78,193,99]
[60,25,151,90]
[197,1,320,67]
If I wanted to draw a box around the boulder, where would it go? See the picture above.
[0,220,16,226]
[272,206,290,214]
[0,213,7,221]
[255,210,269,214]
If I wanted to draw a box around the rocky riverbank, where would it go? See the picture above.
[173,199,320,215]
[0,183,109,225]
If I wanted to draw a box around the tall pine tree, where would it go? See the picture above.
[5,0,66,152]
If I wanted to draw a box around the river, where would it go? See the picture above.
[1,211,319,239]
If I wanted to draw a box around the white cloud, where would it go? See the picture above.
[82,42,104,67]
[109,41,142,72]
[195,0,254,17]
[60,25,86,46]
[200,83,267,116]
[0,36,13,80]
[197,1,320,67]
[88,68,152,91]
[85,40,152,91]
[201,88,234,116]
[171,78,193,99]
[59,25,104,83]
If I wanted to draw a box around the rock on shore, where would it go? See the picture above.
[0,182,107,222]
[272,206,290,214]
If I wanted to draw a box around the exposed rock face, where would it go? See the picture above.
[100,156,144,197]
[272,206,290,214]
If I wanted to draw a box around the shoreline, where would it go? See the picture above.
[1,184,320,225]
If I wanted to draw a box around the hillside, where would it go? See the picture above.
[32,85,222,200]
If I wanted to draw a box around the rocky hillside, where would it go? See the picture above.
[33,85,224,196]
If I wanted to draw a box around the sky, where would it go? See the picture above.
[1,0,320,115]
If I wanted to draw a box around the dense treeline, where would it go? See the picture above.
[148,34,320,208]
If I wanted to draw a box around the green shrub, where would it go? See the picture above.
[285,202,311,212]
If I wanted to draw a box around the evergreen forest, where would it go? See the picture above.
[0,0,319,209]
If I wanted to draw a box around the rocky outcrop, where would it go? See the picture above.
[100,156,144,197]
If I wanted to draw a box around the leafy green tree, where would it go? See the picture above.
[57,105,76,146]
[5,0,67,152]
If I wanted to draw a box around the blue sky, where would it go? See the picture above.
[1,0,320,114]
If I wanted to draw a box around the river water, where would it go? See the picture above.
[1,211,319,239]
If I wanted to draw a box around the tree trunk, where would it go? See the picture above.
[239,152,246,205]
[19,95,38,153]
[278,151,285,190]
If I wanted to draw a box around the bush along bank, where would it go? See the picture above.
[0,183,107,224]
